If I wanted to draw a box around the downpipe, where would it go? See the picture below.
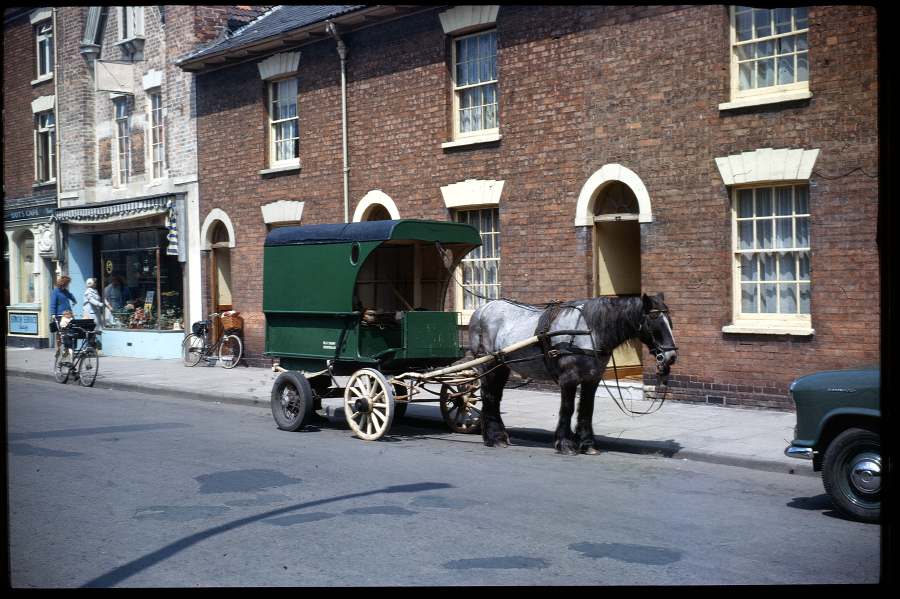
[326,21,350,223]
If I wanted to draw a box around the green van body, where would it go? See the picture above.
[262,220,481,375]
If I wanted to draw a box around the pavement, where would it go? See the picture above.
[4,346,813,477]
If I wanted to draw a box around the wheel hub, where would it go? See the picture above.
[850,452,881,494]
[354,398,371,414]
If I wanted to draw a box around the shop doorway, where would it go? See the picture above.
[593,181,642,380]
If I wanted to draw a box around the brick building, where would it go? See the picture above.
[20,6,268,358]
[3,8,62,347]
[177,4,878,410]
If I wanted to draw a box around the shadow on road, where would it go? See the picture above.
[82,481,454,588]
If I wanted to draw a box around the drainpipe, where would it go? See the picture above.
[326,21,349,223]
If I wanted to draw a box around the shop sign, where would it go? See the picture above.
[4,204,55,222]
[9,312,39,335]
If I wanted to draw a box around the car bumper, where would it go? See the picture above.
[784,445,815,460]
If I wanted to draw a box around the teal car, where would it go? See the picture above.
[785,367,881,523]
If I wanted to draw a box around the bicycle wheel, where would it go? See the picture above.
[52,348,69,384]
[182,333,204,367]
[77,348,99,387]
[219,334,243,369]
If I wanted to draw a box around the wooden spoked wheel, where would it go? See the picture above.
[439,381,481,434]
[344,368,395,441]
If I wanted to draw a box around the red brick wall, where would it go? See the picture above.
[195,5,879,406]
[3,11,57,199]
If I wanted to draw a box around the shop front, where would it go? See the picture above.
[5,197,59,348]
[53,194,188,359]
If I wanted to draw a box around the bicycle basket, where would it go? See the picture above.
[66,319,97,339]
[192,320,209,336]
[221,311,243,333]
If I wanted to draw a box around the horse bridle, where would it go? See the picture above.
[639,309,678,365]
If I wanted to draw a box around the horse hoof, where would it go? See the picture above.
[581,446,600,455]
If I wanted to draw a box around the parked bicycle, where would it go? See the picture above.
[182,312,243,369]
[51,317,101,387]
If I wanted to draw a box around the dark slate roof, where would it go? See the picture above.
[180,5,365,63]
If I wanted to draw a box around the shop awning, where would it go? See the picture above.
[53,195,186,261]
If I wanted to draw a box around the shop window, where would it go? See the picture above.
[16,232,36,304]
[100,229,183,330]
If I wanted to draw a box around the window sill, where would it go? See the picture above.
[33,179,56,188]
[722,323,814,336]
[31,73,54,86]
[259,163,301,177]
[719,90,812,111]
[441,132,502,150]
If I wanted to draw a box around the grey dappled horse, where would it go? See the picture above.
[468,293,677,455]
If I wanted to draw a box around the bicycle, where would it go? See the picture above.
[51,318,102,387]
[182,312,243,369]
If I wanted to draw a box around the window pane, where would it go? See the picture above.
[761,283,777,313]
[799,252,810,279]
[739,221,754,250]
[779,254,796,280]
[736,43,754,61]
[738,62,753,90]
[755,40,774,58]
[797,52,808,82]
[796,216,809,247]
[756,58,774,87]
[754,8,772,37]
[776,218,793,248]
[775,8,792,34]
[799,283,811,313]
[778,35,795,54]
[761,253,776,281]
[736,8,753,42]
[738,189,753,217]
[796,33,808,51]
[741,283,758,313]
[796,186,809,214]
[756,218,773,249]
[780,284,797,313]
[794,7,808,30]
[777,55,795,85]
[776,187,793,215]
[740,255,757,281]
[756,188,772,216]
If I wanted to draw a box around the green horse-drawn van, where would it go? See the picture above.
[264,219,484,440]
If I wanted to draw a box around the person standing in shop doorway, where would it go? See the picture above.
[83,278,109,331]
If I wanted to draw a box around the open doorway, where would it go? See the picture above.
[208,221,232,342]
[593,181,642,380]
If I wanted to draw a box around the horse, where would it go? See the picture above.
[467,293,677,455]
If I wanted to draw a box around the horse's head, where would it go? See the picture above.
[638,293,678,385]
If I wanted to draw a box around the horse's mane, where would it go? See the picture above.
[559,296,644,350]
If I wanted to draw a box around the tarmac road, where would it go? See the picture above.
[7,376,880,587]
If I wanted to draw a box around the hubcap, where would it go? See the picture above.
[849,452,881,495]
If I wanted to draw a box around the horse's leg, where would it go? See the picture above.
[575,380,600,455]
[554,381,579,455]
[480,364,511,448]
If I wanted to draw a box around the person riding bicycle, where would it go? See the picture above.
[58,309,75,364]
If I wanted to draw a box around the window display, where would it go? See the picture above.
[100,229,183,330]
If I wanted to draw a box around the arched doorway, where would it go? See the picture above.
[593,181,643,380]
[208,221,232,341]
[364,205,391,221]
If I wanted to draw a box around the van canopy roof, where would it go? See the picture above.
[264,219,482,247]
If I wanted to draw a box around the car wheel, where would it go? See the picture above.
[822,427,880,523]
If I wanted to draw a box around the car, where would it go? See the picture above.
[785,367,880,523]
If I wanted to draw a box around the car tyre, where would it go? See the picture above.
[822,427,880,523]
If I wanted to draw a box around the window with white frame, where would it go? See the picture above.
[35,20,54,79]
[149,92,165,179]
[733,185,810,319]
[114,97,132,185]
[452,29,498,139]
[730,7,808,102]
[119,6,144,40]
[268,77,299,167]
[34,111,55,183]
[456,207,501,310]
